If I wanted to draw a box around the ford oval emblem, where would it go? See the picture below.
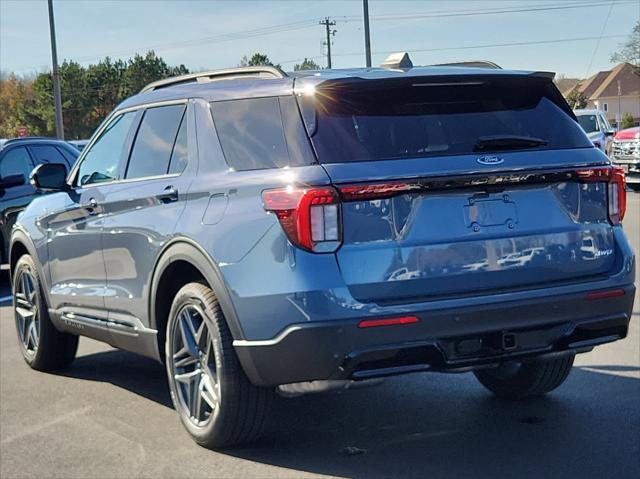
[477,156,504,165]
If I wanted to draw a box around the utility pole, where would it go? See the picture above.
[320,17,336,69]
[617,80,622,129]
[48,0,64,140]
[363,0,372,67]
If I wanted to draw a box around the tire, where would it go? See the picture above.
[12,254,78,371]
[165,282,273,448]
[474,354,574,400]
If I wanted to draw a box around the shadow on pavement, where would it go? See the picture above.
[53,349,639,478]
[55,350,172,408]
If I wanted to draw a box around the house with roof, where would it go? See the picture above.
[565,63,640,127]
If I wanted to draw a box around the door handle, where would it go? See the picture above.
[157,186,178,204]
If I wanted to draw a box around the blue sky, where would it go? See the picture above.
[1,0,638,78]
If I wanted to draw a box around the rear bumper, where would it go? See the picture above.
[234,284,635,386]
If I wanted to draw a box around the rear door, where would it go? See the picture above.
[101,101,191,325]
[299,74,616,303]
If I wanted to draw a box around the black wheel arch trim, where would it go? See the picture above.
[149,238,246,341]
[9,228,49,297]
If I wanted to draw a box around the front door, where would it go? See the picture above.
[46,111,139,315]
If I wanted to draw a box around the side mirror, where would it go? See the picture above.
[0,174,26,188]
[605,128,617,137]
[30,163,68,191]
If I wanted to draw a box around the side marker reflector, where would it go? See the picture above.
[585,289,625,300]
[358,316,420,328]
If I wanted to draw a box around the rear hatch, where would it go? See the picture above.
[298,73,618,303]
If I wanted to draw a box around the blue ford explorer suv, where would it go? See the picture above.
[10,61,635,448]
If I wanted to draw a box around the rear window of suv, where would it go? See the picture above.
[211,96,313,171]
[298,75,592,163]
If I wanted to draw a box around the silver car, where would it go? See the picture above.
[574,108,616,153]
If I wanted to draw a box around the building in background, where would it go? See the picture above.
[565,63,640,127]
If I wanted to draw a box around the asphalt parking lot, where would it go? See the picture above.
[0,192,638,479]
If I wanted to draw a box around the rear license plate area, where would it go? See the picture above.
[464,196,518,228]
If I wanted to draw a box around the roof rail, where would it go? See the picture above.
[432,60,502,69]
[140,66,288,93]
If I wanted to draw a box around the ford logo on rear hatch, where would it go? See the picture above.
[477,156,504,165]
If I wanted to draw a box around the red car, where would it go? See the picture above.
[610,126,640,189]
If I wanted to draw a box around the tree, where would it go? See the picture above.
[0,51,189,139]
[294,58,322,71]
[59,61,92,139]
[566,88,588,109]
[610,21,639,68]
[86,57,127,122]
[121,51,188,97]
[239,53,281,69]
[621,112,635,130]
[0,74,38,137]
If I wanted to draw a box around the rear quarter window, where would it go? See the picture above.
[211,96,313,171]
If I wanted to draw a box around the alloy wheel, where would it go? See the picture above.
[14,269,40,354]
[170,304,220,427]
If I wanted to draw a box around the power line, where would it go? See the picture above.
[360,0,632,21]
[584,0,616,78]
[278,34,628,66]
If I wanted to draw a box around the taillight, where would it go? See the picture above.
[608,166,626,225]
[262,186,341,253]
[576,166,626,225]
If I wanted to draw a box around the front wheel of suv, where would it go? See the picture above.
[12,254,78,371]
[165,282,273,448]
[474,354,574,399]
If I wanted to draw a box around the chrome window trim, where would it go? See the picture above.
[68,98,189,188]
[76,172,181,190]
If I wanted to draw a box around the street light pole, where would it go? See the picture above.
[363,0,372,67]
[47,0,64,140]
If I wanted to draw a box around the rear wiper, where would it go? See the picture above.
[473,135,548,152]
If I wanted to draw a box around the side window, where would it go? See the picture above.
[55,146,79,165]
[0,147,33,179]
[125,104,186,179]
[211,97,292,171]
[168,114,188,174]
[29,145,71,169]
[77,112,136,186]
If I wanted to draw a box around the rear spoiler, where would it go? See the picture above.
[529,71,556,80]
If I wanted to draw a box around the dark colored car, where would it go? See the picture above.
[9,64,635,449]
[0,138,79,264]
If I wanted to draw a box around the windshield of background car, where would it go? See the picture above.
[577,114,599,133]
[298,75,592,163]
